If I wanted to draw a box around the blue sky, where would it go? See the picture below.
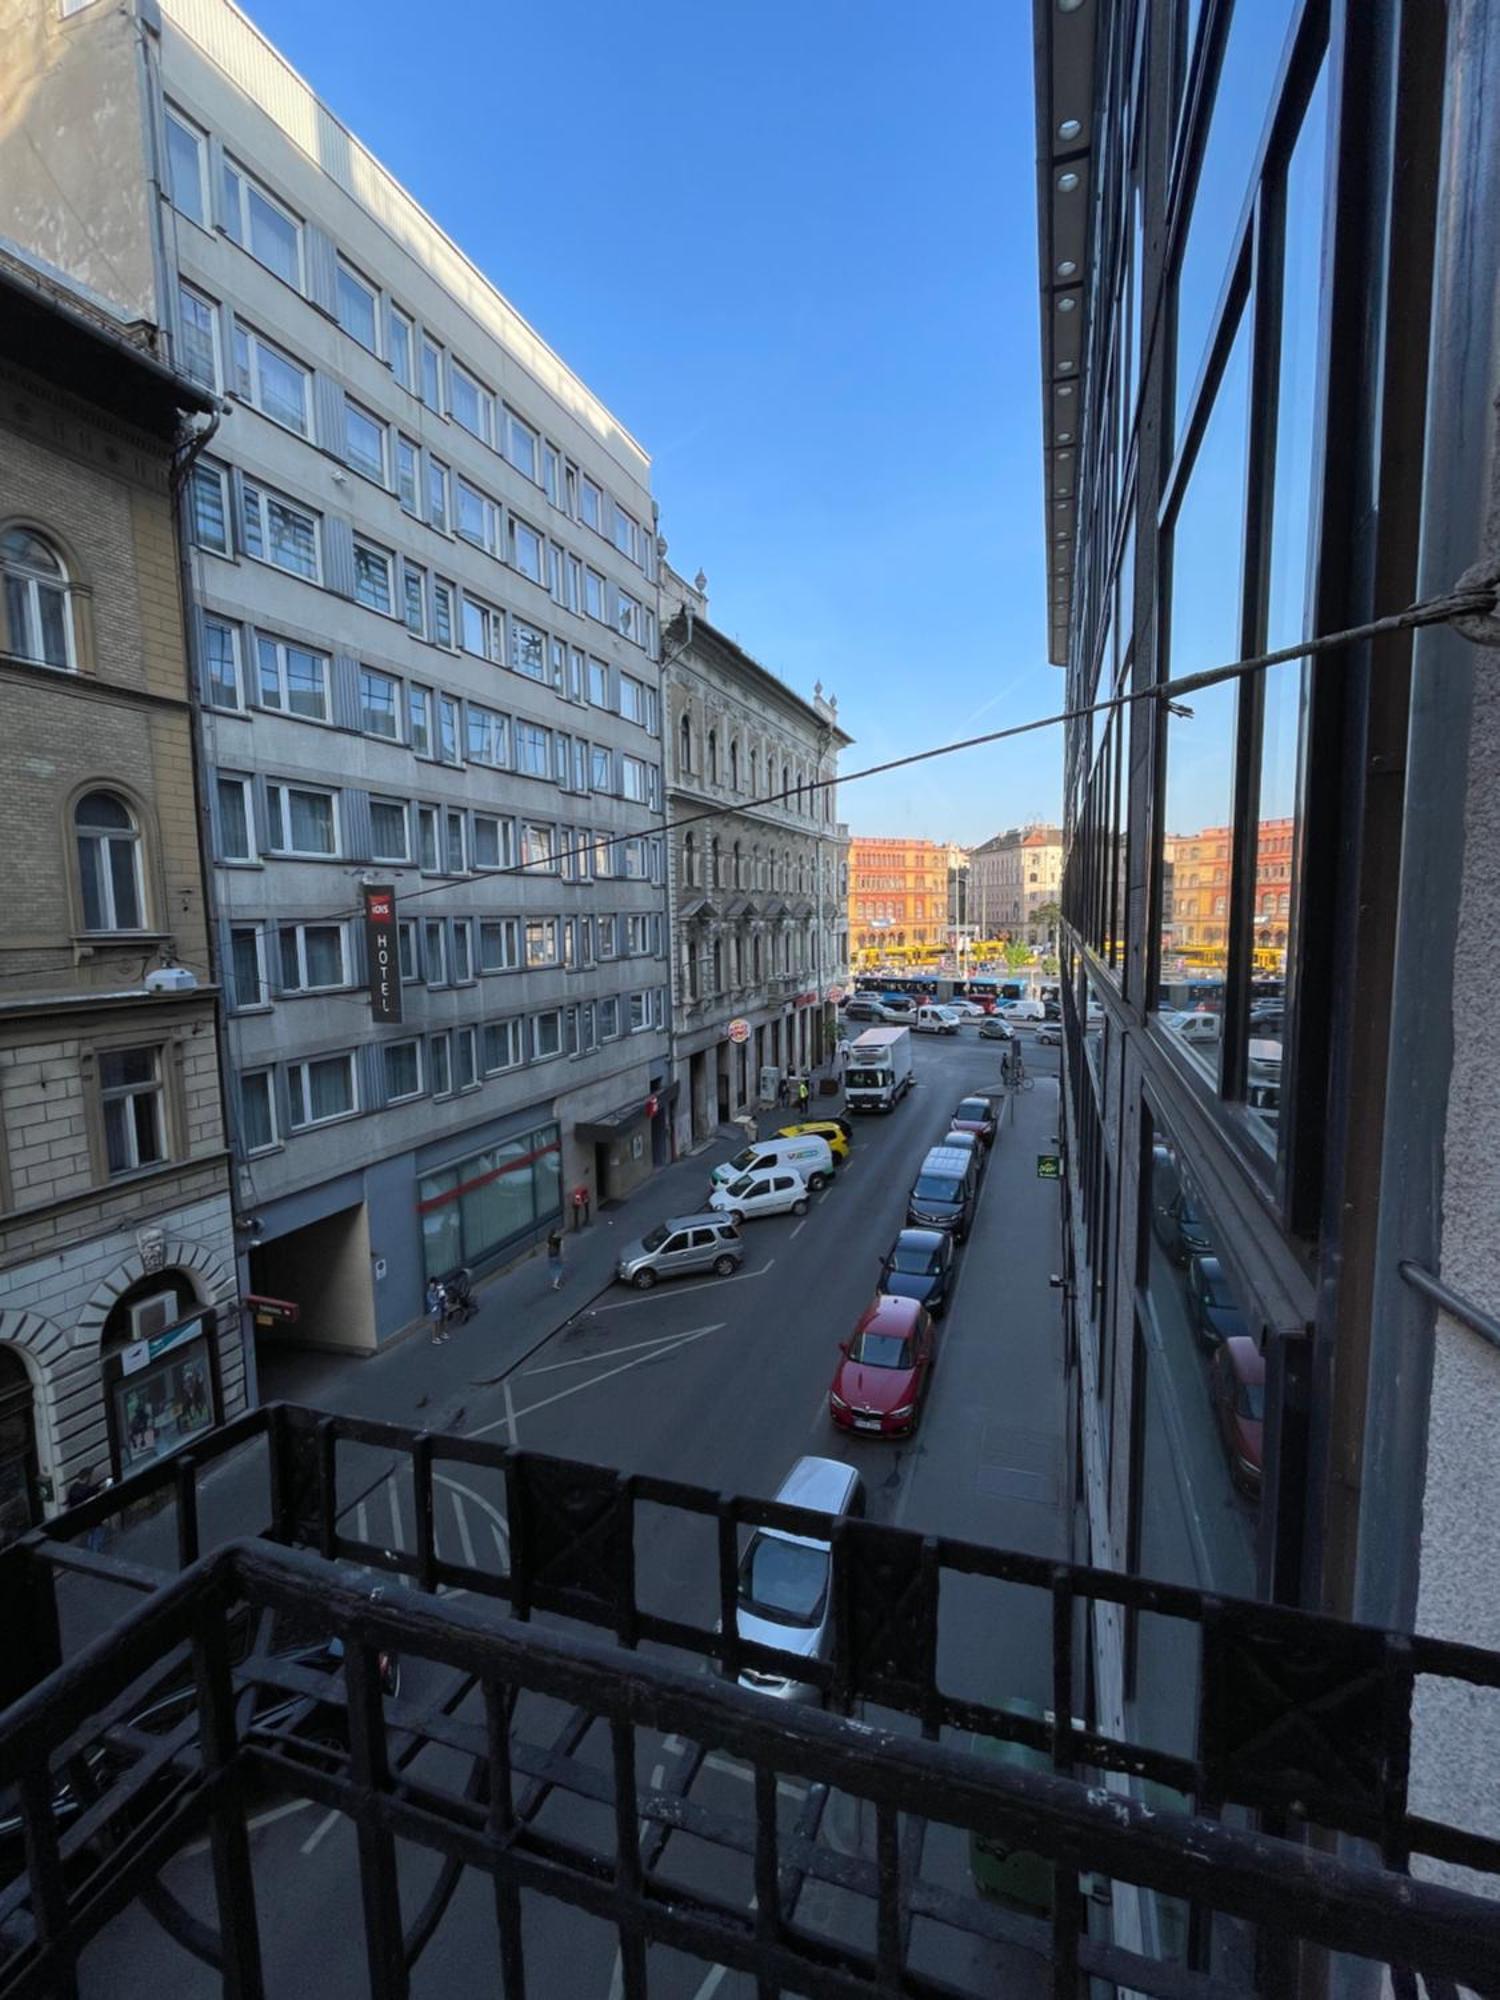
[247,0,1057,844]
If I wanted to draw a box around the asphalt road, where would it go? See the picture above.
[63,1028,1072,2000]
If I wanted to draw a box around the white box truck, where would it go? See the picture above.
[844,1026,915,1113]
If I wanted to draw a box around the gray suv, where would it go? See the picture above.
[616,1214,744,1289]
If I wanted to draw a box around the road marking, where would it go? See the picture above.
[300,1806,343,1856]
[433,1472,510,1555]
[525,1326,706,1374]
[790,1219,807,1239]
[503,1379,518,1447]
[591,1259,774,1314]
[469,1324,727,1438]
[691,1897,757,2000]
[451,1487,477,1569]
[387,1478,410,1589]
[183,1797,312,1856]
[355,1500,369,1548]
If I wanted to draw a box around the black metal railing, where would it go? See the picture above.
[2,1403,1499,1998]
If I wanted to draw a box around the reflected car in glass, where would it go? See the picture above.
[1211,1335,1265,1496]
[878,1227,955,1317]
[1186,1254,1250,1347]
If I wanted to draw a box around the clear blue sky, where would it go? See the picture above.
[247,0,1057,845]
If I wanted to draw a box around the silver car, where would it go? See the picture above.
[616,1214,744,1289]
[734,1456,865,1702]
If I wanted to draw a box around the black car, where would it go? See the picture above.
[843,997,882,1022]
[879,1228,955,1318]
[1186,1255,1250,1347]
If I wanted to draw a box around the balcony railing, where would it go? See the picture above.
[2,1403,1499,1998]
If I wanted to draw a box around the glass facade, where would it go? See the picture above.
[417,1124,562,1280]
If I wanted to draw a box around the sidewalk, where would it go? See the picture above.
[257,1104,831,1429]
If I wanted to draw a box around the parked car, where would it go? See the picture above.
[1186,1254,1250,1346]
[907,1145,978,1240]
[950,1095,998,1148]
[941,1129,986,1177]
[777,1120,851,1161]
[876,998,916,1024]
[1211,1336,1265,1495]
[1035,1023,1062,1045]
[979,1015,1015,1041]
[829,1295,936,1438]
[878,1227,955,1317]
[616,1214,744,1288]
[914,1004,961,1035]
[947,1000,988,1020]
[843,997,882,1023]
[709,1168,810,1223]
[734,1457,865,1702]
[999,999,1045,1022]
[710,1133,835,1193]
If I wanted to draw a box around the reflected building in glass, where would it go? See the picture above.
[1034,0,1500,1957]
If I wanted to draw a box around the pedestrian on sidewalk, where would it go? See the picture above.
[426,1277,449,1344]
[546,1226,565,1291]
[797,1074,811,1113]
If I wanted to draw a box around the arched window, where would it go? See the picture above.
[3,527,74,670]
[750,748,760,794]
[75,792,145,932]
[678,712,692,776]
[708,730,719,785]
[729,739,739,790]
[710,836,721,888]
[683,830,698,887]
[732,840,743,888]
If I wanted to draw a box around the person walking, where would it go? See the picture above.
[797,1074,811,1113]
[546,1226,565,1291]
[426,1276,449,1345]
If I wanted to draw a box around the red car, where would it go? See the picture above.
[1211,1336,1265,1496]
[951,1095,997,1148]
[828,1296,936,1438]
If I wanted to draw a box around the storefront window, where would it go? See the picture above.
[101,1278,218,1480]
[419,1124,562,1279]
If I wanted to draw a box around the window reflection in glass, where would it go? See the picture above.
[1157,320,1251,1066]
[1242,68,1328,1148]
[1172,0,1297,446]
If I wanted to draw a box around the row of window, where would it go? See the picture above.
[212,772,665,885]
[188,456,655,655]
[676,715,833,827]
[236,989,667,1153]
[227,908,665,1009]
[680,832,836,900]
[165,108,654,572]
[200,618,659,784]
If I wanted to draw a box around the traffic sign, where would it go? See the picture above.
[727,1018,751,1044]
[1036,1154,1061,1180]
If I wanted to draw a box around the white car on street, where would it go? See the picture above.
[709,1167,811,1223]
[946,1000,988,1020]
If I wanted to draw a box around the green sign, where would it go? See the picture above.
[1036,1154,1061,1181]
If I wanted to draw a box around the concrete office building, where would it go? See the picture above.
[0,250,243,1540]
[1035,0,1500,1946]
[968,824,1064,945]
[660,566,850,1146]
[2,0,671,1351]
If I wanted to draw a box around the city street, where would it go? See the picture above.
[63,1030,1072,1998]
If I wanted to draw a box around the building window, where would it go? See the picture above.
[621,755,648,803]
[521,823,556,872]
[525,917,559,968]
[429,1033,452,1098]
[2,527,74,669]
[403,560,426,635]
[177,282,219,389]
[466,704,509,768]
[612,504,640,563]
[455,1025,477,1091]
[423,918,447,984]
[359,667,400,739]
[408,685,434,757]
[619,673,645,725]
[420,336,444,412]
[439,695,461,765]
[354,539,394,614]
[202,617,241,709]
[396,436,420,515]
[584,568,605,620]
[479,918,520,973]
[511,619,547,681]
[216,775,255,861]
[416,806,439,872]
[100,1047,166,1175]
[370,797,409,862]
[532,1010,562,1060]
[242,482,319,581]
[433,580,455,649]
[239,1069,277,1153]
[461,594,505,663]
[599,995,620,1038]
[482,1018,523,1071]
[188,461,230,554]
[449,361,494,444]
[221,161,301,285]
[515,723,551,778]
[387,304,414,390]
[474,816,515,871]
[509,516,543,583]
[398,921,419,981]
[628,991,652,1033]
[265,781,337,856]
[278,922,346,993]
[232,322,310,434]
[427,457,450,533]
[344,397,387,482]
[566,553,583,613]
[456,476,500,552]
[286,1053,357,1129]
[164,107,207,226]
[505,409,538,480]
[445,810,466,874]
[384,1040,423,1103]
[336,259,379,351]
[256,636,329,721]
[75,792,145,932]
[616,590,643,644]
[590,745,613,792]
[579,476,602,532]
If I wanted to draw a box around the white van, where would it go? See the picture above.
[709,1134,835,1193]
[914,1004,961,1035]
[1000,999,1045,1023]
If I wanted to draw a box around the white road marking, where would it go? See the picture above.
[387,1478,410,1588]
[789,1219,807,1239]
[701,1754,807,1801]
[433,1472,510,1554]
[691,1897,757,2000]
[503,1378,518,1447]
[469,1324,727,1438]
[300,1806,343,1856]
[591,1259,774,1314]
[525,1326,706,1374]
[355,1500,369,1547]
[183,1797,312,1856]
[451,1487,477,1569]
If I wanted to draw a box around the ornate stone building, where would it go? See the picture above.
[0,250,242,1542]
[660,568,850,1148]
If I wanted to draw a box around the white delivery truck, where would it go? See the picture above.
[844,1026,915,1114]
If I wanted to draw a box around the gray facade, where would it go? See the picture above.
[2,0,672,1349]
[660,567,850,1148]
